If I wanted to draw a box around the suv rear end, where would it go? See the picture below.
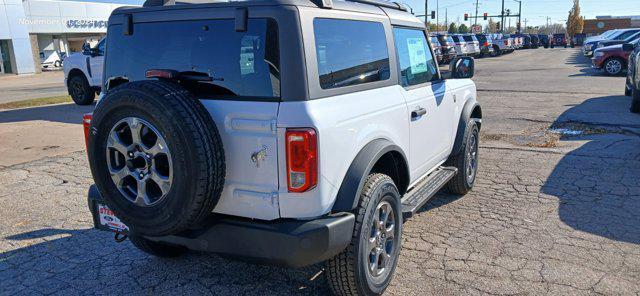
[462,34,481,57]
[436,33,458,63]
[475,34,494,57]
[450,34,469,56]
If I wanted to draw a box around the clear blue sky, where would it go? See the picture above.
[409,0,640,27]
[73,0,640,27]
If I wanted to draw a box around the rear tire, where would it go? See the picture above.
[129,235,187,258]
[445,120,479,195]
[88,80,225,236]
[325,174,402,296]
[68,74,95,105]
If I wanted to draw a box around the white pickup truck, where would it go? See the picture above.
[62,39,104,105]
[83,0,482,295]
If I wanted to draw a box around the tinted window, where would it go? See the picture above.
[313,18,390,90]
[106,18,280,99]
[451,35,461,42]
[430,37,440,46]
[615,30,640,40]
[393,28,438,87]
[462,35,477,42]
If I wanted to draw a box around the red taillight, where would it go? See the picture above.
[483,41,489,47]
[83,113,92,151]
[145,69,177,79]
[504,40,508,45]
[286,128,317,192]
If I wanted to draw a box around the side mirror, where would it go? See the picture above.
[449,57,475,79]
[82,43,91,55]
[622,43,634,52]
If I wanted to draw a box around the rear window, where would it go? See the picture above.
[451,35,461,42]
[462,35,477,42]
[430,37,440,46]
[105,18,280,99]
[313,18,390,90]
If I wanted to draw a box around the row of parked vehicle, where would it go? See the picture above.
[582,28,640,76]
[429,33,550,64]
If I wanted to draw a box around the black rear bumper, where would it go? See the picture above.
[88,185,355,268]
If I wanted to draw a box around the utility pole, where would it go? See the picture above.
[425,0,428,25]
[516,0,522,33]
[436,0,439,32]
[474,0,480,26]
[500,0,505,32]
[445,8,448,32]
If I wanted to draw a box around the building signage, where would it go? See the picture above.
[66,20,108,29]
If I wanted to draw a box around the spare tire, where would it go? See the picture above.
[88,80,225,236]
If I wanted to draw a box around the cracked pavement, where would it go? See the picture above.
[1,49,639,295]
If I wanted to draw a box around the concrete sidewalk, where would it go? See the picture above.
[0,71,67,104]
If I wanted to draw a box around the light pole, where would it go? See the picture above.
[514,0,522,33]
[500,0,505,32]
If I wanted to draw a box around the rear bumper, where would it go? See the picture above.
[87,185,355,268]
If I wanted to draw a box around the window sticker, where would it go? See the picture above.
[407,37,427,75]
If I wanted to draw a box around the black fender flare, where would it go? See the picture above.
[331,139,409,212]
[452,98,482,156]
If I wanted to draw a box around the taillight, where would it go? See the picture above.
[285,128,317,192]
[483,41,489,47]
[83,113,93,151]
[504,40,508,45]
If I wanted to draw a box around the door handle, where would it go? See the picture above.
[411,108,427,119]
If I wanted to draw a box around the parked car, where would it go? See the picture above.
[585,29,618,44]
[450,34,470,56]
[624,41,640,113]
[84,0,482,295]
[583,28,640,56]
[595,31,640,50]
[431,36,443,64]
[538,34,550,48]
[529,34,540,48]
[63,39,105,105]
[592,38,639,76]
[475,34,496,57]
[40,50,64,68]
[551,33,568,48]
[435,34,458,64]
[461,34,481,57]
[491,33,513,54]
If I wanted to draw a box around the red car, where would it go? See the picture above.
[592,41,637,76]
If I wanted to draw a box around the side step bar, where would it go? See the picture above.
[401,166,457,218]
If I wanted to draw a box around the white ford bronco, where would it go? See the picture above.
[84,0,481,294]
[63,39,105,105]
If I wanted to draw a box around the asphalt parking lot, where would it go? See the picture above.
[1,48,639,295]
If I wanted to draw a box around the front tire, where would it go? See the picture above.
[325,174,402,296]
[446,120,479,195]
[604,58,624,76]
[68,74,95,105]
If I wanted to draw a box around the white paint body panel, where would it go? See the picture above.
[63,52,102,88]
[199,100,281,220]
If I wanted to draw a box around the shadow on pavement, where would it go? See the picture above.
[1,228,329,295]
[565,50,592,67]
[542,95,640,244]
[0,103,94,125]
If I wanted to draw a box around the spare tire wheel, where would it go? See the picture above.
[88,80,225,236]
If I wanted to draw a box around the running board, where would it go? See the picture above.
[401,166,457,218]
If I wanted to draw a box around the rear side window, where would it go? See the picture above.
[463,35,476,42]
[451,35,461,42]
[393,28,438,87]
[313,18,390,89]
[106,18,280,99]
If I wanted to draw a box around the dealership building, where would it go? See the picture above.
[0,0,135,75]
